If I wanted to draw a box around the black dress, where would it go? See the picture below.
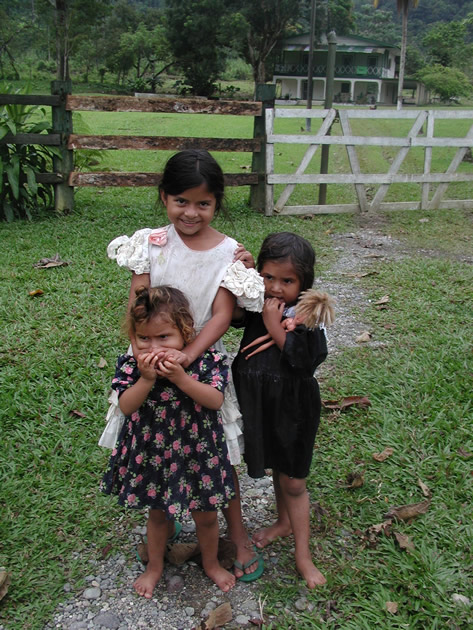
[232,312,327,479]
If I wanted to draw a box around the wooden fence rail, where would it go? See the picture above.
[265,107,473,215]
[2,83,473,216]
[0,82,275,212]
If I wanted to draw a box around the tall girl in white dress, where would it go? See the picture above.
[106,150,264,581]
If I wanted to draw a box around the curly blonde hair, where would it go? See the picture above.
[126,285,195,345]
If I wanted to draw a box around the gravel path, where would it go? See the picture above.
[42,218,406,630]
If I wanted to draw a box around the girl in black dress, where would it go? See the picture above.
[102,286,236,596]
[232,232,334,589]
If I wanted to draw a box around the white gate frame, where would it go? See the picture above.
[265,108,473,216]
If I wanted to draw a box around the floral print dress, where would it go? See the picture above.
[101,349,235,518]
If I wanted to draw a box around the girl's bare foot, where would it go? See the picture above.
[295,556,326,589]
[205,564,236,592]
[252,521,292,549]
[134,564,163,599]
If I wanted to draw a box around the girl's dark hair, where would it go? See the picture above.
[127,285,195,345]
[159,149,225,213]
[257,232,315,292]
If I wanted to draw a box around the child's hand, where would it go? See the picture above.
[262,298,284,329]
[155,355,185,383]
[158,348,188,365]
[136,352,159,382]
[233,244,255,269]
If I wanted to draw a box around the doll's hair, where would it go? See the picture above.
[257,232,315,292]
[127,285,195,345]
[158,149,225,214]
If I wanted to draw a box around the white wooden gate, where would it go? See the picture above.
[265,108,473,215]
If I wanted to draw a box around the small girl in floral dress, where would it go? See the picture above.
[101,285,236,597]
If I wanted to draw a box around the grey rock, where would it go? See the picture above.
[295,597,308,611]
[83,587,102,600]
[93,612,121,629]
[235,614,250,625]
[166,574,185,593]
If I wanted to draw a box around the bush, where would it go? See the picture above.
[0,84,59,221]
[417,65,472,103]
[222,56,252,81]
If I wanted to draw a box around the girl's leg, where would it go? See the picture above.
[278,472,326,589]
[253,470,292,549]
[193,510,236,592]
[222,467,260,578]
[134,509,168,598]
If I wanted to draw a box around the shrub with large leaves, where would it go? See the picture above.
[0,85,60,221]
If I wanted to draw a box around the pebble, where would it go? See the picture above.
[452,593,471,607]
[83,587,102,600]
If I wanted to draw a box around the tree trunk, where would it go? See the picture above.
[397,7,408,111]
[56,0,70,80]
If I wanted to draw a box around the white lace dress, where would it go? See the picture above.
[100,224,264,465]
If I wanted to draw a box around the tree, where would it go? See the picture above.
[46,0,111,80]
[355,3,399,43]
[417,64,472,102]
[165,0,230,96]
[374,0,419,110]
[229,0,304,87]
[422,21,467,68]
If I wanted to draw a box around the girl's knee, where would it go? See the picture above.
[192,510,218,528]
[279,473,307,498]
[148,509,167,525]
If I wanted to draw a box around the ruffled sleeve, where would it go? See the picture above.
[221,261,265,312]
[107,228,154,274]
[282,325,328,372]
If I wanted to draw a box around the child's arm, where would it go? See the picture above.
[181,287,235,366]
[156,357,224,410]
[128,271,150,311]
[262,298,287,350]
[118,352,158,415]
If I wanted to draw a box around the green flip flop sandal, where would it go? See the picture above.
[234,547,264,582]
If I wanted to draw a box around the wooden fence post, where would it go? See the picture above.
[250,83,275,213]
[51,79,74,212]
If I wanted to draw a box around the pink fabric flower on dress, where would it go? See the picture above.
[148,228,168,246]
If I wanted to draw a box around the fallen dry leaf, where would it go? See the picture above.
[101,543,113,559]
[418,479,431,497]
[0,570,11,601]
[356,331,372,343]
[166,542,200,566]
[322,396,371,411]
[386,601,398,614]
[33,253,69,268]
[97,357,108,369]
[345,471,365,489]
[394,532,415,552]
[202,602,232,630]
[28,289,44,297]
[69,409,86,418]
[372,447,394,462]
[374,295,390,305]
[364,520,392,546]
[458,447,472,458]
[343,271,378,278]
[384,499,431,522]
